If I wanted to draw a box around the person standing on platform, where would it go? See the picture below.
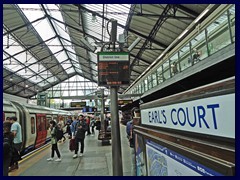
[66,116,73,139]
[95,117,101,132]
[71,116,78,135]
[47,120,61,162]
[72,115,87,158]
[86,116,91,136]
[3,119,14,176]
[57,123,66,142]
[90,118,96,135]
[9,116,22,171]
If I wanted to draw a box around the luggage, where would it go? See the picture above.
[69,138,76,151]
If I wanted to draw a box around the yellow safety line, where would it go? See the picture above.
[18,144,51,164]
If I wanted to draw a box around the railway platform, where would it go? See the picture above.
[9,124,133,176]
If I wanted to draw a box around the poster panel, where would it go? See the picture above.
[145,139,223,176]
[135,133,147,176]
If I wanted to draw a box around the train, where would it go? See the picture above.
[3,99,71,155]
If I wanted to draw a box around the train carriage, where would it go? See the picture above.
[3,100,71,155]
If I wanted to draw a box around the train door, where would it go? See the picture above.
[35,114,47,149]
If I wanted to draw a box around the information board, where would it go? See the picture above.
[98,52,130,86]
[145,139,223,176]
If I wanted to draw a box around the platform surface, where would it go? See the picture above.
[9,124,134,176]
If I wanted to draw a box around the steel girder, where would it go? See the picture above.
[130,5,178,73]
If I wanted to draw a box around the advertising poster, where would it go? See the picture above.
[145,139,223,176]
[135,133,147,176]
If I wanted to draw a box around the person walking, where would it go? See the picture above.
[90,118,96,135]
[9,116,22,171]
[47,120,61,162]
[72,115,87,158]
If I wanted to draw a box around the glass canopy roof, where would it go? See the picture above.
[4,4,216,98]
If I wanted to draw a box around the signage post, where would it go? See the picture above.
[98,51,129,176]
[97,19,130,176]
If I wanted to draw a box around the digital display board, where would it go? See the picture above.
[70,101,86,107]
[98,52,130,86]
[118,99,133,105]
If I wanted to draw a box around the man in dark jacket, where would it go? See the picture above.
[3,123,14,176]
[72,115,87,158]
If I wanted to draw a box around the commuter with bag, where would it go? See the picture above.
[71,115,87,158]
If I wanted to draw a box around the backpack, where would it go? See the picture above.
[56,127,63,141]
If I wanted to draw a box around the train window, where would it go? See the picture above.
[41,117,45,131]
[31,117,35,134]
[37,117,41,131]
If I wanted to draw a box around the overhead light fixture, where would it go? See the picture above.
[128,37,141,52]
[25,84,29,88]
[10,77,13,81]
[110,19,118,43]
[92,12,97,22]
[194,9,209,23]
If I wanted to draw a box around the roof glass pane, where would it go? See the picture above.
[47,76,57,83]
[38,81,48,87]
[18,4,45,21]
[4,64,24,72]
[84,4,130,39]
[65,67,75,74]
[31,19,56,42]
[28,63,40,72]
[62,60,72,70]
[40,70,53,79]
[18,68,34,77]
[76,68,83,74]
[68,51,78,61]
[4,38,25,57]
[44,4,78,74]
[18,4,73,75]
[73,64,80,68]
[229,5,235,14]
[47,38,63,54]
[3,37,23,55]
[55,51,68,63]
[28,75,43,83]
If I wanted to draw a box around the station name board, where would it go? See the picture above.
[98,52,130,86]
